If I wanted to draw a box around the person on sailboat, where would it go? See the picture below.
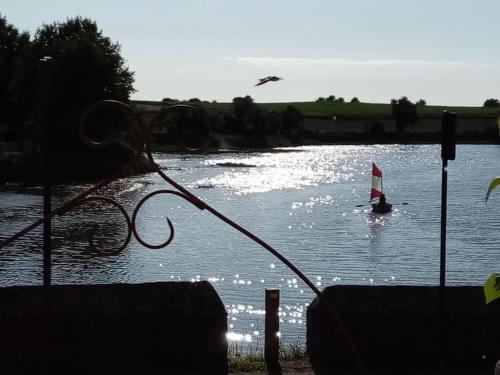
[379,194,386,205]
[372,192,391,213]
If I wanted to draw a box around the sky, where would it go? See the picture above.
[3,0,500,106]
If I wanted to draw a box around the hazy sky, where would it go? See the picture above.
[3,0,500,105]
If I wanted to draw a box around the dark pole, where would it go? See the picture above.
[39,56,53,287]
[43,137,51,287]
[439,111,456,310]
[439,157,448,303]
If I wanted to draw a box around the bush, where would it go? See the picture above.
[483,98,500,108]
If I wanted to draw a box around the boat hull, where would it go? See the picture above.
[371,203,392,214]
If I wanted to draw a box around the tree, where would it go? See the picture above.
[25,17,138,181]
[280,105,304,134]
[232,95,255,127]
[267,110,281,134]
[316,97,325,102]
[483,98,500,108]
[30,17,136,152]
[417,99,427,106]
[32,17,134,101]
[162,97,179,103]
[326,95,336,102]
[350,97,360,103]
[232,95,254,118]
[391,96,418,133]
[0,14,33,128]
[335,97,344,103]
[246,105,268,135]
[0,15,31,98]
[0,16,142,181]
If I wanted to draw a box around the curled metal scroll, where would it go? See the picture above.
[79,99,143,152]
[1,99,364,374]
[131,190,190,249]
[156,104,213,152]
[65,196,133,255]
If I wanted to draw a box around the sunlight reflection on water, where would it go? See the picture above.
[196,147,357,194]
[2,145,500,347]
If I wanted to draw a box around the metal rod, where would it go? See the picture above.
[0,176,117,251]
[153,159,364,374]
[39,57,53,287]
[43,161,51,287]
[439,158,448,309]
[3,100,366,374]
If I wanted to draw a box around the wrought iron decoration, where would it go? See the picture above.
[0,99,364,373]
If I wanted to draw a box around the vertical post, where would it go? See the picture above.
[38,57,53,287]
[439,157,448,306]
[265,289,281,374]
[439,111,456,311]
[42,146,51,287]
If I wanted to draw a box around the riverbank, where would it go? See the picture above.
[151,131,499,155]
[0,146,155,184]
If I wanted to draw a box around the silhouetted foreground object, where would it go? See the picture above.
[441,111,457,161]
[307,285,500,374]
[0,282,227,374]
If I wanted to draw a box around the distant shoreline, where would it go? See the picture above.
[134,99,499,151]
[131,99,500,120]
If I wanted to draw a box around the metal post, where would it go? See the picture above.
[439,158,448,309]
[439,111,456,311]
[39,57,53,287]
[265,289,281,374]
[42,147,51,287]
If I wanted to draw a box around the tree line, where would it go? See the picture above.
[0,15,134,135]
[0,14,137,181]
[150,95,305,148]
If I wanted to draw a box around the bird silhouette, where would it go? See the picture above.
[255,76,283,86]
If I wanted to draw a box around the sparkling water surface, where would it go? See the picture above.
[1,144,500,347]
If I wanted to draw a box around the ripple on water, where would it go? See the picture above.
[2,145,500,348]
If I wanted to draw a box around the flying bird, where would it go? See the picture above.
[254,76,283,86]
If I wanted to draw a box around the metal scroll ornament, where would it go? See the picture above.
[0,100,364,374]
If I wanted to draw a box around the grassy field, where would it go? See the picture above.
[133,99,499,120]
[197,101,499,119]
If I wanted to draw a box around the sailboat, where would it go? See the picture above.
[370,163,392,214]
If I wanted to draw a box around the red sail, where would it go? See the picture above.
[372,162,382,178]
[370,163,383,202]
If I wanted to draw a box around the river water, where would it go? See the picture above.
[1,144,500,347]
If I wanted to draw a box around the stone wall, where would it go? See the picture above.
[307,285,500,374]
[0,281,227,374]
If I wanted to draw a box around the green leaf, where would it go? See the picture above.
[484,273,500,304]
[485,177,500,202]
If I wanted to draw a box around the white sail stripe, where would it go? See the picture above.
[371,175,382,192]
